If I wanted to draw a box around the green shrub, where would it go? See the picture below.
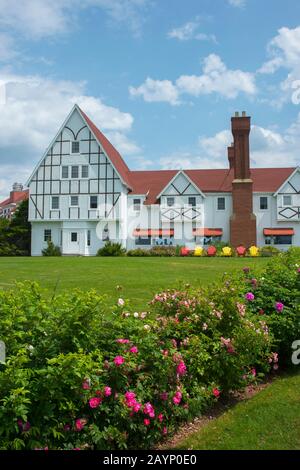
[259,245,281,257]
[42,241,62,257]
[97,241,126,257]
[149,246,177,257]
[0,250,298,450]
[127,248,151,257]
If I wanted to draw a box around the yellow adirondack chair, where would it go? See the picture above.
[194,246,203,257]
[249,245,259,257]
[222,246,232,257]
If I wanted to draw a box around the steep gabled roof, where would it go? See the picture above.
[0,190,29,208]
[79,108,132,189]
[129,167,296,204]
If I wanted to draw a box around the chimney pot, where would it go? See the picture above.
[242,111,246,117]
[235,112,239,117]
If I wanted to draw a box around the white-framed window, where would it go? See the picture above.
[62,166,69,179]
[217,197,226,211]
[188,197,196,207]
[87,230,91,247]
[167,197,175,207]
[81,165,89,178]
[51,196,59,210]
[260,196,268,210]
[70,195,79,206]
[133,198,141,211]
[44,229,51,242]
[283,195,292,206]
[90,195,98,209]
[71,166,79,179]
[71,141,80,154]
[71,232,78,242]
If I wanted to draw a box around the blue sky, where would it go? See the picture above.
[0,0,300,198]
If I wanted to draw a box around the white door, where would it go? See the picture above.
[70,231,80,254]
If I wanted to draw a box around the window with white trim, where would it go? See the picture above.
[217,197,225,210]
[283,195,292,206]
[51,196,59,210]
[62,166,69,179]
[133,198,141,211]
[167,197,175,207]
[71,232,78,242]
[71,141,80,154]
[260,196,268,210]
[71,166,79,179]
[87,230,91,247]
[70,196,79,206]
[44,229,51,242]
[188,197,196,207]
[81,165,89,178]
[90,196,98,209]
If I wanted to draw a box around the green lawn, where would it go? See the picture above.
[0,256,269,308]
[176,373,300,450]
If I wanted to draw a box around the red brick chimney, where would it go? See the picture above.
[227,143,235,169]
[229,112,257,247]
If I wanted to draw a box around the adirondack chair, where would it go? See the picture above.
[194,246,203,257]
[249,245,259,257]
[206,245,217,257]
[222,246,232,257]
[236,245,246,257]
[180,247,190,256]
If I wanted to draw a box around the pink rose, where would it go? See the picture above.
[116,339,130,344]
[158,413,164,423]
[82,380,90,390]
[162,426,168,435]
[144,418,150,426]
[172,391,182,405]
[104,386,112,397]
[275,302,284,312]
[89,397,102,409]
[130,346,138,354]
[176,360,187,376]
[245,292,255,301]
[114,355,125,366]
[75,418,87,431]
[213,388,220,398]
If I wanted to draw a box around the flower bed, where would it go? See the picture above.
[0,249,299,450]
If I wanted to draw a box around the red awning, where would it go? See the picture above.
[193,228,223,237]
[264,228,294,236]
[133,229,174,237]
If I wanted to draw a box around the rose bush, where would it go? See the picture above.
[0,249,299,450]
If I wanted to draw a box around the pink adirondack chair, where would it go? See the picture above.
[180,247,190,256]
[207,245,217,257]
[236,245,246,257]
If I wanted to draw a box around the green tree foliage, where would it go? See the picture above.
[0,200,31,256]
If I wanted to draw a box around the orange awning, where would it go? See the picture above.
[264,228,294,236]
[133,229,174,237]
[193,228,223,237]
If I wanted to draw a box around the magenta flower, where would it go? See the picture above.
[158,413,164,423]
[275,302,284,312]
[160,392,168,401]
[245,292,255,301]
[176,360,187,376]
[173,391,182,405]
[213,388,220,398]
[144,418,150,426]
[130,346,138,354]
[104,386,112,397]
[89,397,102,409]
[82,380,90,390]
[251,368,256,377]
[143,402,155,417]
[114,355,125,366]
[116,339,130,344]
[162,426,168,435]
[133,402,142,413]
[75,418,87,431]
[243,267,250,273]
[17,420,31,433]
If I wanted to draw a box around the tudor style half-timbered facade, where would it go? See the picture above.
[27,106,300,255]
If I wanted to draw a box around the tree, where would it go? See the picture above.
[0,200,31,256]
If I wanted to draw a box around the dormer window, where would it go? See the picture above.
[71,141,80,154]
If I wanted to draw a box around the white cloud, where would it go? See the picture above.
[259,26,300,75]
[0,0,149,40]
[228,0,246,7]
[160,118,300,171]
[0,33,17,61]
[130,54,256,104]
[129,78,180,105]
[0,70,139,198]
[168,19,216,43]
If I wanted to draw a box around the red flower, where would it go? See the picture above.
[213,388,220,398]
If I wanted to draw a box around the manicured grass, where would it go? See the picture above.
[0,256,269,308]
[176,373,300,450]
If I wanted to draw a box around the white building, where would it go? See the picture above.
[27,105,300,255]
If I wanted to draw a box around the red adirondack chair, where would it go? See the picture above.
[236,245,246,257]
[180,247,190,256]
[206,245,217,257]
